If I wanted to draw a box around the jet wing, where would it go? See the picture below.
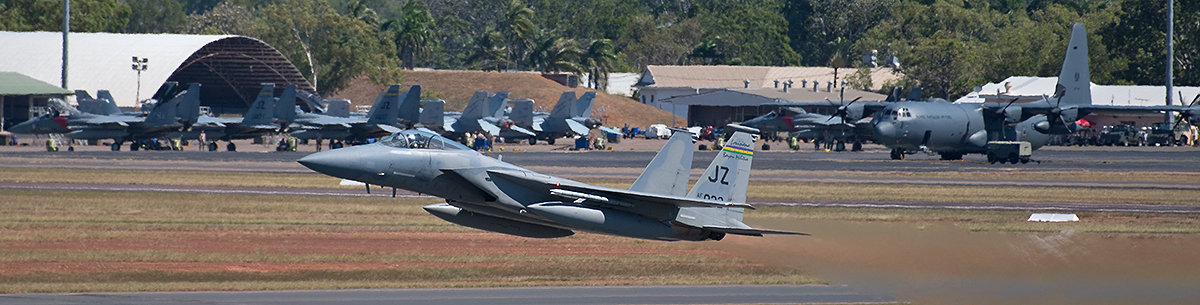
[477,119,501,135]
[487,169,753,211]
[565,119,590,135]
[597,126,621,135]
[507,125,536,137]
[81,117,132,127]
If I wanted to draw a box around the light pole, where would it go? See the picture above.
[132,56,148,105]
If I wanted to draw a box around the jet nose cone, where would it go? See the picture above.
[297,149,363,179]
[8,121,35,134]
[873,121,897,142]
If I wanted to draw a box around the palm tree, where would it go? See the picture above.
[502,0,536,71]
[466,25,507,71]
[383,1,437,70]
[580,39,617,89]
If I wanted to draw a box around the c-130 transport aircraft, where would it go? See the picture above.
[298,124,805,241]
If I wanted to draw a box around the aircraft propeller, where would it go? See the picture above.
[824,96,863,126]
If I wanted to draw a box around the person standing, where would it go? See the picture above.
[198,131,207,151]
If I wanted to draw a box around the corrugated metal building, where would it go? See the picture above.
[634,65,901,121]
[664,87,887,127]
[956,76,1200,127]
[0,31,311,116]
[0,72,72,131]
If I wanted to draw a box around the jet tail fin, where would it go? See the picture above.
[397,85,422,126]
[573,92,596,118]
[1054,23,1091,106]
[508,99,534,128]
[366,84,402,126]
[487,92,511,118]
[175,83,202,127]
[96,90,122,115]
[275,84,297,125]
[419,99,445,128]
[460,91,489,120]
[685,124,758,203]
[629,128,695,196]
[548,92,576,120]
[242,84,277,126]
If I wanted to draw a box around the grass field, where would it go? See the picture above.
[2,166,1197,293]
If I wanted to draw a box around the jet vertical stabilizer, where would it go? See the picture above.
[548,92,577,120]
[419,99,445,128]
[397,85,422,127]
[460,91,490,120]
[366,84,402,126]
[573,92,596,118]
[509,99,534,128]
[686,125,757,203]
[242,84,277,126]
[486,92,511,118]
[143,90,184,126]
[1055,23,1091,106]
[629,129,695,196]
[174,83,202,128]
[274,84,298,128]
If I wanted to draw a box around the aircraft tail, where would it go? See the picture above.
[906,87,922,102]
[629,129,695,196]
[460,91,490,120]
[275,84,297,126]
[419,99,445,128]
[1055,23,1091,106]
[75,90,122,115]
[144,90,183,126]
[508,99,534,128]
[366,84,401,126]
[95,90,123,115]
[174,83,202,128]
[397,85,422,126]
[242,84,277,126]
[548,92,577,120]
[573,92,596,118]
[685,125,757,203]
[487,92,511,118]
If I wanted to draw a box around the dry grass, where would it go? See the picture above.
[748,206,1200,234]
[330,72,683,128]
[756,170,1200,184]
[0,167,343,189]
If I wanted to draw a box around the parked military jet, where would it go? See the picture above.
[10,83,201,151]
[287,84,418,142]
[429,90,536,139]
[871,23,1200,161]
[506,91,612,144]
[298,124,804,241]
[173,83,293,151]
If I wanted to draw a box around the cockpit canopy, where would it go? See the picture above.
[380,129,472,150]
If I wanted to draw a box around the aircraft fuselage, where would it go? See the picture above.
[871,102,1052,156]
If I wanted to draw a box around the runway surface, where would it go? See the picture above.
[0,284,891,305]
[3,145,1200,173]
[4,181,1197,214]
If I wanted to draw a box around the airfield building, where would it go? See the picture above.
[956,76,1200,127]
[0,31,311,128]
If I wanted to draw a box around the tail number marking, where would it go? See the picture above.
[707,165,731,185]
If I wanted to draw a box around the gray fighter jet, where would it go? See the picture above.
[506,91,613,144]
[429,90,535,139]
[298,124,805,241]
[173,83,293,151]
[10,83,201,151]
[287,84,418,142]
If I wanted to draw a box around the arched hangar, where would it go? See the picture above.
[0,31,313,115]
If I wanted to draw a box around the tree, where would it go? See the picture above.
[122,0,186,33]
[466,25,508,71]
[581,39,618,89]
[183,2,256,35]
[902,31,976,99]
[526,33,582,74]
[383,0,438,70]
[502,0,537,70]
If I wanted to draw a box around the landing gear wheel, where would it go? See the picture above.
[112,143,121,151]
[529,137,537,145]
[130,142,139,151]
[1008,153,1019,164]
[547,138,556,145]
[889,148,905,160]
[227,143,237,152]
[852,142,863,152]
[987,152,997,164]
[208,142,218,151]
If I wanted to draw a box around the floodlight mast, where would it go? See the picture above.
[132,56,149,105]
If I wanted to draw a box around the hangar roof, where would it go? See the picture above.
[0,31,312,111]
[636,65,901,91]
[0,72,71,96]
[664,88,887,106]
[955,76,1200,106]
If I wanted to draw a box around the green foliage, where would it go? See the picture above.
[845,67,874,91]
[0,0,131,32]
[122,0,186,33]
[383,0,438,70]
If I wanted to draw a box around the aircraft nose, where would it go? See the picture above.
[873,121,898,142]
[8,120,35,134]
[297,149,363,180]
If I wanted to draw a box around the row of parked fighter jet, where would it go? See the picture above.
[10,83,616,151]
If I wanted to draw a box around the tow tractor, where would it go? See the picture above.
[986,141,1031,164]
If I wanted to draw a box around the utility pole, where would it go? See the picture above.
[1166,0,1175,123]
[61,0,69,89]
[132,56,149,104]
